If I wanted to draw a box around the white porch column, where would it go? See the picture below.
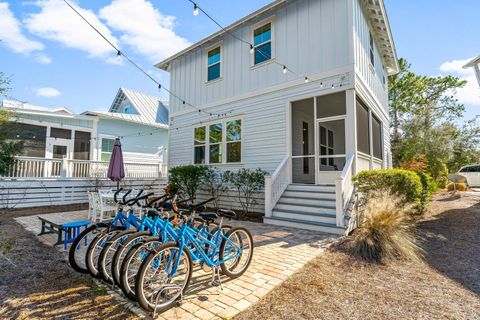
[345,89,357,174]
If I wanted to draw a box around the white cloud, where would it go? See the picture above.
[99,0,190,62]
[36,87,61,97]
[35,53,52,64]
[24,0,119,61]
[439,57,480,106]
[0,2,46,55]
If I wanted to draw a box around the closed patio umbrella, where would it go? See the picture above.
[107,138,125,190]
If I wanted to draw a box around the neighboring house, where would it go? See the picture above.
[1,88,169,164]
[83,88,169,164]
[156,0,399,234]
[463,56,480,87]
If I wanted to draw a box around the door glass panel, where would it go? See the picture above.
[52,145,67,159]
[318,119,345,172]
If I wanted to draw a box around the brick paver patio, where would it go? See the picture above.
[16,211,339,320]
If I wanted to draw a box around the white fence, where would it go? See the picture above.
[0,156,168,179]
[0,178,167,209]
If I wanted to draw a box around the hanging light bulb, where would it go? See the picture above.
[157,84,162,92]
[320,82,323,88]
[193,3,199,16]
[282,66,287,74]
[331,84,335,89]
[116,50,122,63]
[304,77,310,83]
[249,44,254,54]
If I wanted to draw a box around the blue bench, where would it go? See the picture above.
[61,221,90,250]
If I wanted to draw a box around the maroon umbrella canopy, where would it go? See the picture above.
[107,138,125,182]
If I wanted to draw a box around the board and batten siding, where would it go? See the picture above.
[353,0,388,114]
[169,0,350,116]
[169,73,354,173]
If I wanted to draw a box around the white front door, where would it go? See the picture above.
[316,117,346,185]
[46,138,73,159]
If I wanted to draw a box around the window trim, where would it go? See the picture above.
[369,31,375,67]
[99,135,116,162]
[205,41,223,83]
[192,116,243,165]
[250,16,275,68]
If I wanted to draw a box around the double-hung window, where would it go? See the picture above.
[193,118,242,164]
[253,22,272,65]
[101,138,115,161]
[207,46,221,81]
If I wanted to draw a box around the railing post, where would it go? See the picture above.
[335,177,344,227]
[61,157,68,178]
[264,175,272,218]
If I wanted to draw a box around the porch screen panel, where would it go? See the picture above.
[3,123,47,157]
[356,100,370,155]
[74,131,91,160]
[372,115,383,159]
[316,92,346,118]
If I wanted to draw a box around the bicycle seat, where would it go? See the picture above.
[147,209,159,219]
[217,209,236,218]
[189,205,205,213]
[198,212,217,222]
[161,202,173,211]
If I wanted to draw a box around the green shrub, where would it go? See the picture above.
[169,165,208,200]
[353,169,424,214]
[202,167,227,209]
[224,168,267,216]
[414,171,436,212]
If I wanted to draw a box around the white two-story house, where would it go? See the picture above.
[156,0,399,234]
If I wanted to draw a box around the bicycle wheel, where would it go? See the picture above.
[68,222,109,273]
[111,231,151,287]
[98,229,136,284]
[219,227,254,279]
[119,237,163,301]
[85,227,125,278]
[135,242,192,313]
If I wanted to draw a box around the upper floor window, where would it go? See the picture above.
[253,22,272,65]
[207,46,221,81]
[369,31,375,67]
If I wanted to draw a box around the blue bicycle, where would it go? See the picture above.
[68,188,152,274]
[135,209,254,313]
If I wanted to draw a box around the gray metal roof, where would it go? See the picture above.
[84,88,169,128]
[464,56,480,68]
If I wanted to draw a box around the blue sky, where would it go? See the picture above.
[0,0,478,120]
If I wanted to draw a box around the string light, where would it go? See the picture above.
[62,0,232,119]
[116,50,122,63]
[304,77,310,83]
[282,66,287,74]
[249,44,254,55]
[193,3,199,16]
[320,82,323,88]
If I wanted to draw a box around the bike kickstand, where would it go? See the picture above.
[209,266,223,290]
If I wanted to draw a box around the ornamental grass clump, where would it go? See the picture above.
[349,192,424,263]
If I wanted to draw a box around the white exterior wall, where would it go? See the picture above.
[169,0,350,116]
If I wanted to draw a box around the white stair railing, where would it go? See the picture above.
[335,152,355,227]
[264,155,291,217]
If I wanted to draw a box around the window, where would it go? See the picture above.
[356,100,370,155]
[193,118,242,164]
[101,138,115,161]
[5,123,46,157]
[207,46,221,81]
[123,105,134,114]
[209,123,222,163]
[226,119,241,163]
[74,131,91,160]
[302,122,309,174]
[372,115,383,159]
[253,22,272,65]
[194,126,206,164]
[50,127,71,139]
[369,31,375,66]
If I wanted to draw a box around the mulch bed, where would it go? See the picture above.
[236,191,480,320]
[0,214,135,320]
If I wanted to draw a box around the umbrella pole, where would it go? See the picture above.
[116,181,120,192]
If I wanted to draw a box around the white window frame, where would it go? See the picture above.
[369,31,375,67]
[205,41,223,83]
[99,135,116,162]
[250,16,275,68]
[192,117,243,165]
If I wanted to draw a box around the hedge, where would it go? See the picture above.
[353,169,427,214]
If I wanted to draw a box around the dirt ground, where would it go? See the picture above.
[236,191,480,320]
[0,211,136,320]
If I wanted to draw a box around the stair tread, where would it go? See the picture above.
[272,208,335,217]
[276,201,336,209]
[265,216,343,229]
[285,189,335,194]
[281,195,335,201]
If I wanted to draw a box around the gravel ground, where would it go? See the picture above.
[236,191,480,320]
[0,212,136,320]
